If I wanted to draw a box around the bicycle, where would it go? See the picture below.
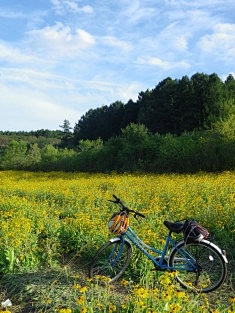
[89,195,228,293]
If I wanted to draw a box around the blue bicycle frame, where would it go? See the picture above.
[112,226,197,272]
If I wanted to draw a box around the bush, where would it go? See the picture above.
[0,125,234,173]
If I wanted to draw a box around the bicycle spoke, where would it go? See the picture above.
[90,240,132,282]
[169,241,227,292]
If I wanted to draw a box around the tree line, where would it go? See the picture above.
[72,73,235,145]
[0,72,234,173]
[0,129,62,138]
[0,129,62,152]
[0,123,234,173]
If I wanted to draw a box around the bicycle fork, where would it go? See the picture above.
[108,236,125,267]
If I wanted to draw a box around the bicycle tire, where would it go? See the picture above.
[169,240,227,293]
[89,238,132,283]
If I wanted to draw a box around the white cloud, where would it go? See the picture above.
[28,22,95,58]
[0,67,64,90]
[199,23,235,60]
[121,0,157,24]
[76,28,95,45]
[50,0,63,15]
[0,83,81,131]
[80,5,94,14]
[102,36,132,52]
[0,67,130,94]
[156,22,191,52]
[0,9,26,19]
[116,82,142,102]
[0,71,142,131]
[185,9,217,29]
[64,0,79,13]
[137,56,190,70]
[0,67,142,130]
[163,8,221,50]
[164,0,235,9]
[0,41,43,64]
[173,36,188,51]
[50,0,93,15]
[221,72,235,82]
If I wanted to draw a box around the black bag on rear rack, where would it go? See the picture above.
[183,219,209,244]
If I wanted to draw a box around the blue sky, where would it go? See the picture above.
[0,0,235,131]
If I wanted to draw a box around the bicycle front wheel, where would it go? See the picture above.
[169,240,227,293]
[89,238,132,283]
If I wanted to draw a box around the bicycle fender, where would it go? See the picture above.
[169,240,228,264]
[109,237,133,253]
[202,239,228,263]
[109,237,122,243]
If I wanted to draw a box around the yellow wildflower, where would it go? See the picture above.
[73,283,81,289]
[170,303,182,312]
[72,274,80,279]
[134,287,149,298]
[121,278,128,286]
[159,274,171,286]
[79,286,88,293]
[77,295,85,304]
[176,291,186,299]
[109,303,116,313]
[59,309,72,313]
[161,290,171,301]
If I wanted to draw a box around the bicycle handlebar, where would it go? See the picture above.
[109,194,146,220]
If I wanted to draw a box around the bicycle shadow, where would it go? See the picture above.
[0,251,96,313]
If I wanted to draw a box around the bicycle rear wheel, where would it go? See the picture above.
[169,240,227,293]
[89,238,132,283]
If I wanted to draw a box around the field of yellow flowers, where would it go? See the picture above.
[0,171,234,312]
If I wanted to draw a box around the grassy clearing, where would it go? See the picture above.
[0,171,234,312]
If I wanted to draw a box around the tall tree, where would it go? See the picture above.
[205,73,224,125]
[138,78,179,134]
[224,74,235,116]
[59,119,73,148]
[120,99,139,129]
[174,75,194,133]
[190,73,210,129]
[74,101,125,143]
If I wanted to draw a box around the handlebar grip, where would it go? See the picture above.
[113,194,121,203]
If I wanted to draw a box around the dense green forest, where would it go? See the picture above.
[0,129,62,151]
[73,73,235,142]
[0,73,234,172]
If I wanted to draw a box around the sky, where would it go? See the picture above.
[0,0,235,131]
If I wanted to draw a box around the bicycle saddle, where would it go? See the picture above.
[164,221,184,234]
